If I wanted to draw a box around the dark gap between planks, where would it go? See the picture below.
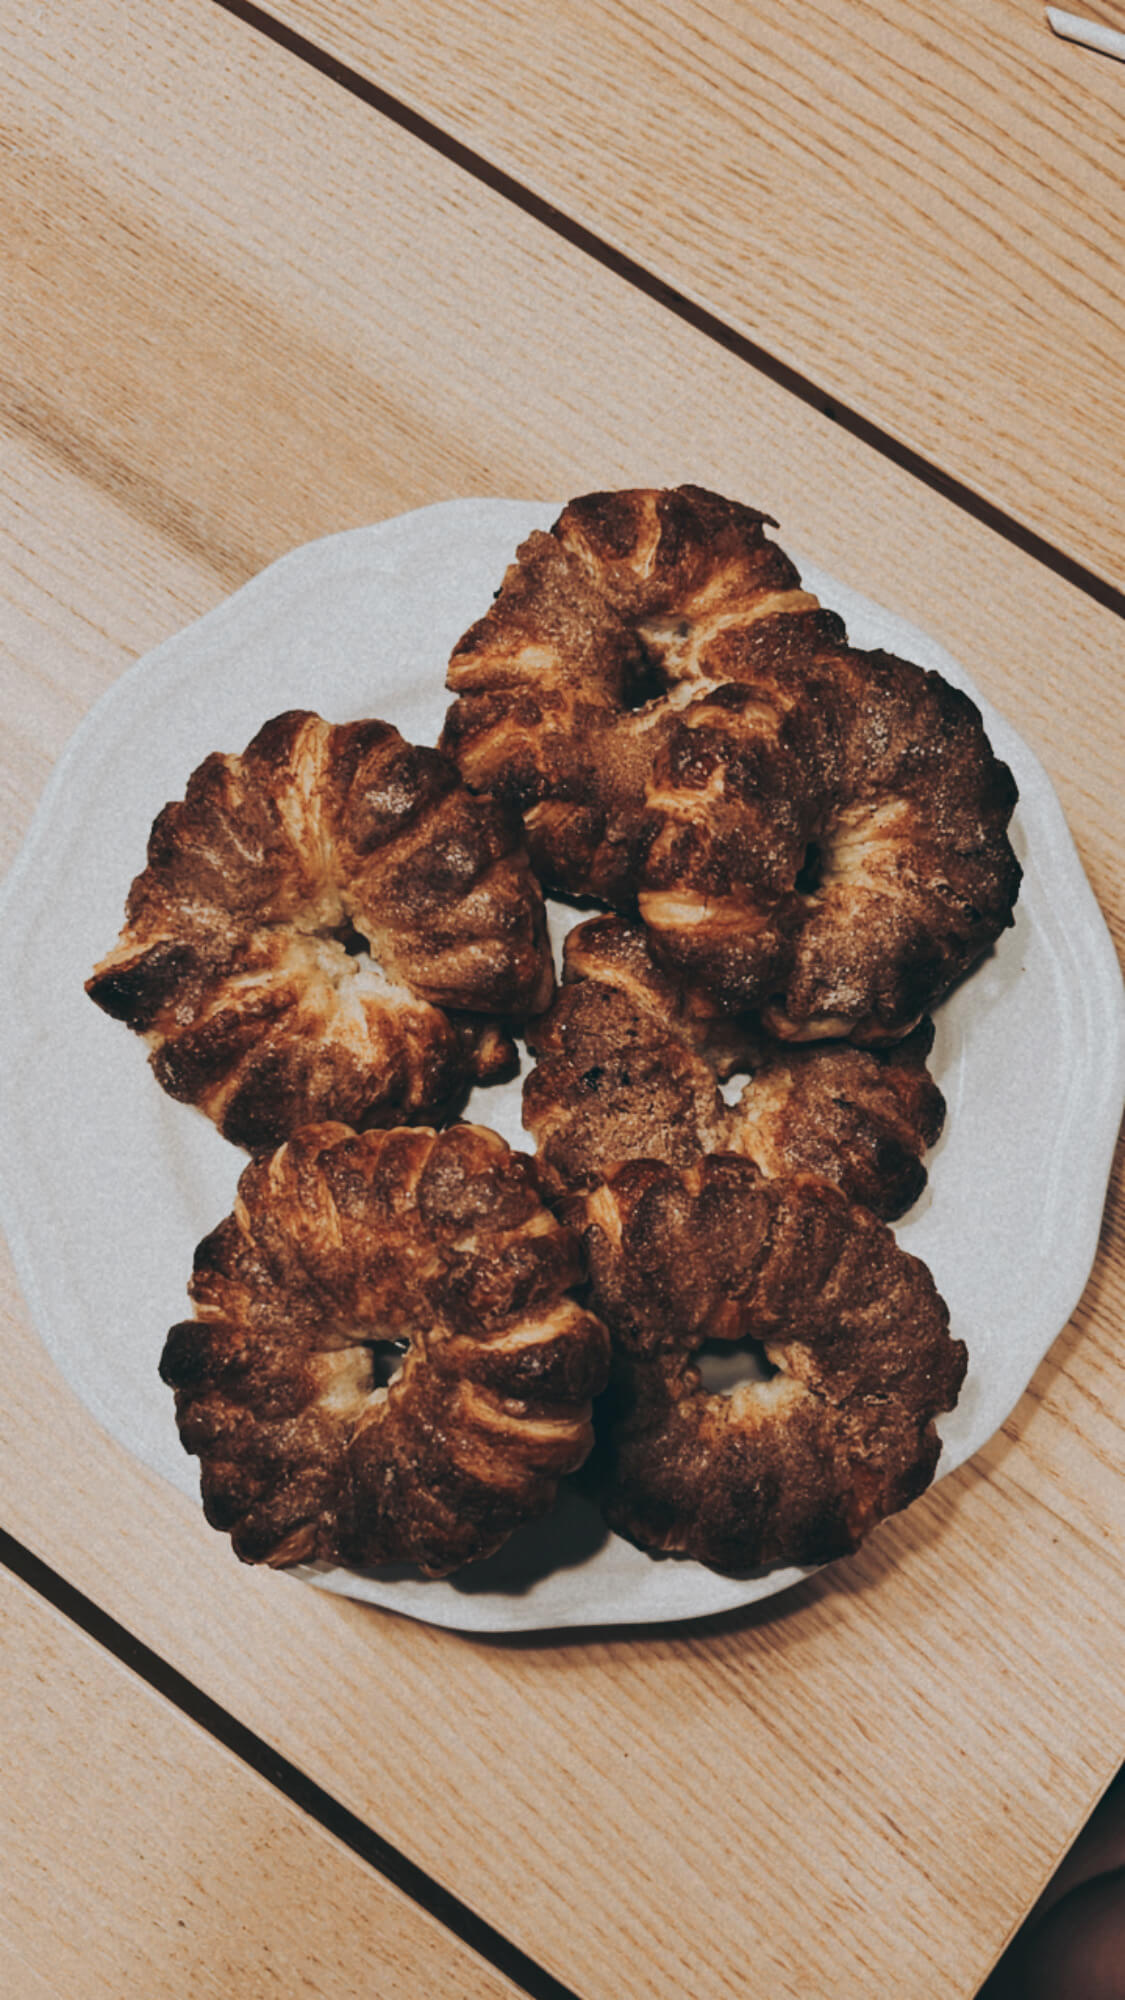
[0,1529,583,2000]
[210,0,1125,622]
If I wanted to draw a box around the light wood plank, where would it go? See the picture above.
[0,1569,521,2000]
[0,1936,64,2000]
[262,0,1125,591]
[0,434,223,876]
[3,5,1121,931]
[1,6,1123,1999]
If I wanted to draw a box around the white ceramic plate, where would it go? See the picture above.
[1,499,1121,1633]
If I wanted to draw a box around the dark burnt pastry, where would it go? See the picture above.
[441,485,1021,1042]
[87,711,554,1149]
[574,1154,966,1572]
[524,915,944,1220]
[160,1121,610,1574]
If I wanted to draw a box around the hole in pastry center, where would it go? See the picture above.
[368,1337,410,1389]
[696,1338,778,1395]
[620,646,671,711]
[795,840,823,895]
[329,917,371,958]
[307,918,421,1007]
[719,1068,751,1107]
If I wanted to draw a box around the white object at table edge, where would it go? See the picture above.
[1046,8,1125,62]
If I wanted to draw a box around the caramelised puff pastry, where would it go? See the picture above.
[160,1121,610,1574]
[524,914,944,1221]
[87,711,555,1148]
[441,484,1020,1044]
[574,1154,966,1573]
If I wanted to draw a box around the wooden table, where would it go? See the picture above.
[2,4,1122,1995]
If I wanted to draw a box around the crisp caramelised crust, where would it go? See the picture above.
[573,1155,966,1572]
[524,916,944,1220]
[442,485,1021,1042]
[160,1122,610,1574]
[87,711,554,1148]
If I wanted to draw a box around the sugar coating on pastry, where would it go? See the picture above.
[525,915,944,1220]
[160,1121,610,1574]
[573,1154,966,1572]
[87,711,555,1148]
[442,485,1021,1042]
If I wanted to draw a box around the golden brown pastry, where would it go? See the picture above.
[574,1155,966,1572]
[441,485,1021,1042]
[524,915,944,1220]
[87,711,555,1149]
[160,1122,610,1574]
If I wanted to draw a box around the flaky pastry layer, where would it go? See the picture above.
[160,1122,610,1573]
[87,711,554,1147]
[442,485,1021,1041]
[574,1154,966,1572]
[524,915,944,1220]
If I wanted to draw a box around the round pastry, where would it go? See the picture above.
[524,915,944,1220]
[573,1154,967,1572]
[159,1121,610,1574]
[441,484,1021,1042]
[87,711,555,1149]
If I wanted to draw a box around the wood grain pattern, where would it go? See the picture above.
[0,1570,520,2000]
[3,6,1122,929]
[0,1940,63,2000]
[258,0,1125,591]
[1,4,1123,1998]
[0,432,222,876]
